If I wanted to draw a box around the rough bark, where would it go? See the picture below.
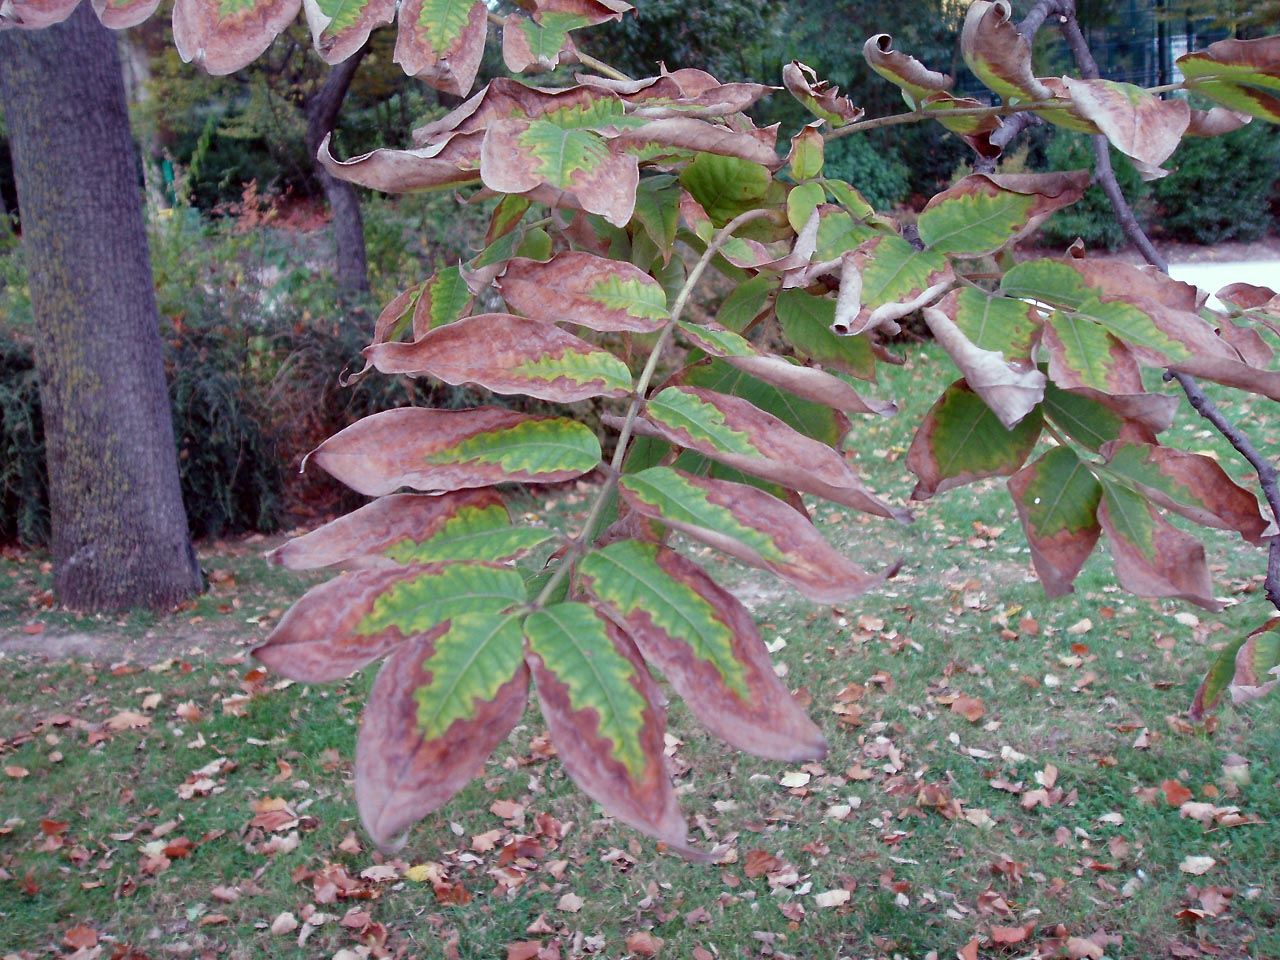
[305,48,371,295]
[0,4,202,612]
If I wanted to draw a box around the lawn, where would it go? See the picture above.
[1,342,1278,960]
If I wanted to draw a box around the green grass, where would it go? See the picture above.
[2,343,1279,959]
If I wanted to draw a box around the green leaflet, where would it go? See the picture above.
[420,266,472,330]
[814,208,881,260]
[908,381,1043,497]
[1042,383,1126,451]
[678,321,755,358]
[787,180,825,233]
[1193,633,1252,718]
[681,358,847,448]
[488,194,533,243]
[508,347,633,395]
[423,417,602,477]
[524,603,650,779]
[1015,446,1102,538]
[538,96,632,131]
[632,176,681,257]
[1177,41,1280,123]
[579,541,750,702]
[620,467,781,562]
[1045,311,1125,392]
[1075,296,1192,363]
[511,11,589,62]
[716,275,775,333]
[1001,259,1090,308]
[680,153,773,224]
[860,233,949,308]
[215,0,260,15]
[412,613,526,741]
[356,563,527,636]
[775,288,876,380]
[587,273,669,321]
[646,388,758,458]
[1099,479,1160,563]
[414,0,476,52]
[917,189,1036,256]
[823,179,876,220]
[950,287,1041,359]
[519,121,611,186]
[314,0,371,35]
[1100,443,1207,516]
[384,504,555,564]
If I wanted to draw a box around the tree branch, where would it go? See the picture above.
[1053,0,1280,613]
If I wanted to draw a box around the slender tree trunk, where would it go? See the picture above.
[305,48,370,295]
[0,5,202,612]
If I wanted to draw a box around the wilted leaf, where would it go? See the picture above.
[922,307,1046,428]
[268,490,521,569]
[254,563,526,681]
[782,61,864,125]
[394,0,488,95]
[917,171,1090,256]
[831,234,952,338]
[302,0,396,64]
[1179,855,1217,875]
[91,0,162,28]
[1098,479,1221,610]
[579,539,827,761]
[775,288,877,380]
[961,0,1052,103]
[170,0,302,75]
[620,467,891,602]
[309,407,602,497]
[907,380,1043,499]
[1099,441,1274,544]
[501,10,583,73]
[0,0,79,28]
[497,252,668,333]
[943,287,1042,364]
[678,322,895,418]
[1177,36,1280,124]
[862,33,953,106]
[1042,382,1172,451]
[356,615,529,845]
[1060,78,1189,179]
[364,313,633,402]
[639,386,908,521]
[524,602,699,856]
[1008,447,1103,598]
[482,117,639,227]
[318,131,483,193]
[1228,619,1280,706]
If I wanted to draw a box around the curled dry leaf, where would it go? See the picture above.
[782,61,863,125]
[1,0,79,28]
[961,0,1052,103]
[1061,77,1190,179]
[862,33,954,105]
[301,0,395,64]
[92,0,162,29]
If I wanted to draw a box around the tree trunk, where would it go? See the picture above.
[306,48,371,295]
[0,5,202,612]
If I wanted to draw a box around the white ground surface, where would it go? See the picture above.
[1169,260,1280,305]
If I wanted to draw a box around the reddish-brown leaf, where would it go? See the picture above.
[393,0,488,95]
[307,407,600,497]
[172,0,302,76]
[356,633,529,845]
[497,252,668,333]
[268,490,506,570]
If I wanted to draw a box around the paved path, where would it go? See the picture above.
[1168,261,1280,306]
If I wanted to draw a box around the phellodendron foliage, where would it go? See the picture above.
[12,0,1279,857]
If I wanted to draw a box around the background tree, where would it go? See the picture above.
[0,4,203,611]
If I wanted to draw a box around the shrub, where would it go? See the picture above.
[0,327,47,545]
[823,131,911,209]
[1152,120,1280,243]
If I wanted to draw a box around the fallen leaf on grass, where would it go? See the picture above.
[1160,779,1193,806]
[625,931,662,955]
[1179,855,1216,875]
[271,911,299,935]
[4,766,29,779]
[813,889,851,908]
[105,710,152,732]
[62,925,98,950]
[950,694,985,722]
[990,921,1035,944]
[557,893,583,913]
[1066,937,1104,959]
